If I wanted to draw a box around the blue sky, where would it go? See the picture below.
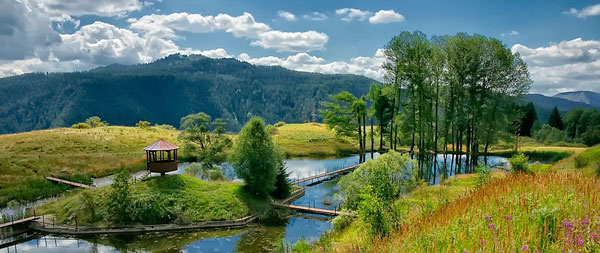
[1,0,599,95]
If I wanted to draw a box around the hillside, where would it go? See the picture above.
[524,93,597,122]
[554,91,600,108]
[0,54,374,134]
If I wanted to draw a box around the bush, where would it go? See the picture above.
[475,165,491,188]
[153,124,176,130]
[266,125,278,135]
[136,120,151,129]
[509,153,530,173]
[208,169,225,181]
[332,210,355,231]
[71,122,91,129]
[105,169,131,224]
[85,116,106,128]
[274,121,285,127]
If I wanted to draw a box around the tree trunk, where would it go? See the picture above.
[357,114,363,163]
[370,116,374,158]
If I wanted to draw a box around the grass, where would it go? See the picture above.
[314,146,600,252]
[272,123,361,157]
[36,174,266,226]
[0,126,180,207]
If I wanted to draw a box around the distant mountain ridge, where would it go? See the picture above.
[0,54,375,134]
[553,91,600,108]
[525,91,600,123]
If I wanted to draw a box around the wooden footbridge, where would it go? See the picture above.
[272,203,353,217]
[46,177,91,189]
[292,164,360,185]
[0,216,40,229]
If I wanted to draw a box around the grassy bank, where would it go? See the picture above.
[36,174,265,226]
[313,146,600,252]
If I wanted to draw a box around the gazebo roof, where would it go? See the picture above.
[143,139,180,151]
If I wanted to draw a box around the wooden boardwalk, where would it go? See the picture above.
[272,203,354,217]
[293,164,360,185]
[46,176,91,189]
[0,216,39,229]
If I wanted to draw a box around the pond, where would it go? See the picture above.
[1,153,526,252]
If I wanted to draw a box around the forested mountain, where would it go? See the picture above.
[524,94,599,122]
[553,91,600,108]
[0,54,374,134]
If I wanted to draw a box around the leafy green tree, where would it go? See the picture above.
[547,106,564,130]
[85,116,106,128]
[72,122,91,129]
[229,117,282,196]
[105,169,131,224]
[320,91,358,137]
[179,112,231,167]
[212,118,227,135]
[358,185,389,237]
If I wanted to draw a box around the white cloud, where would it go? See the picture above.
[250,30,328,52]
[128,12,328,52]
[501,30,519,37]
[564,4,600,19]
[32,0,143,18]
[368,10,405,24]
[335,8,371,21]
[303,12,327,21]
[512,38,600,94]
[238,49,385,81]
[277,10,296,21]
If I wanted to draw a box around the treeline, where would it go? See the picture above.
[322,31,531,182]
[528,106,600,146]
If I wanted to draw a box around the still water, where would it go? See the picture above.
[2,153,514,252]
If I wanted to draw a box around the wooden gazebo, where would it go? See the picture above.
[144,139,179,175]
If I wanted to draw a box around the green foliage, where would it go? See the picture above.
[509,153,530,173]
[271,161,291,199]
[320,91,359,137]
[563,108,600,146]
[266,125,278,135]
[71,122,91,129]
[105,169,132,224]
[208,169,225,181]
[339,151,417,210]
[547,106,564,130]
[178,112,232,167]
[229,117,282,196]
[332,210,356,231]
[533,124,578,145]
[79,190,99,223]
[153,124,176,130]
[85,116,107,128]
[274,121,285,127]
[136,120,151,128]
[519,102,537,136]
[358,185,390,237]
[475,165,491,188]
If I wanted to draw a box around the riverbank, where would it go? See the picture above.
[313,146,600,252]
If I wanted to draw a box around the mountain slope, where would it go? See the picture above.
[0,54,375,134]
[554,91,600,108]
[524,94,597,123]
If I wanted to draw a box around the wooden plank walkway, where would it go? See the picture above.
[46,176,91,189]
[272,203,354,217]
[0,216,39,229]
[293,164,360,185]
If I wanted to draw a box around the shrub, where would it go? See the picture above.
[274,121,285,127]
[154,124,176,130]
[136,120,151,129]
[332,210,355,231]
[509,153,530,173]
[208,169,225,181]
[266,125,278,135]
[105,169,131,224]
[475,165,491,188]
[85,116,106,128]
[71,122,91,129]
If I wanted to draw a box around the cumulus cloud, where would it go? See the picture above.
[512,38,600,94]
[32,0,142,18]
[335,8,371,21]
[563,4,600,19]
[277,10,296,21]
[238,49,385,81]
[303,12,327,21]
[0,0,61,60]
[128,12,328,52]
[369,10,405,24]
[501,30,519,37]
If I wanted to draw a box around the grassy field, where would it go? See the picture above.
[0,126,181,207]
[36,174,262,226]
[313,146,600,252]
[272,123,361,157]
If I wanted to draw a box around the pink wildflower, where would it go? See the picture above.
[505,215,513,221]
[521,244,528,250]
[577,240,585,246]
